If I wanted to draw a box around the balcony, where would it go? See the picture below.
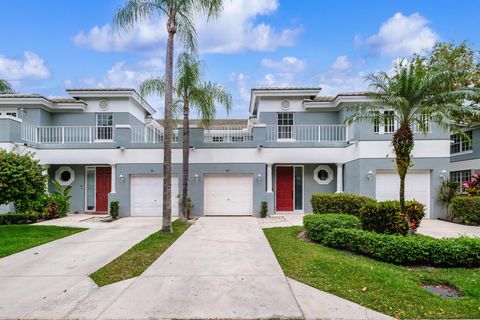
[21,123,113,144]
[266,125,347,142]
[130,126,179,143]
[203,126,253,143]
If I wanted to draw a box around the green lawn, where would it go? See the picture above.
[264,226,480,319]
[90,219,190,286]
[0,225,86,258]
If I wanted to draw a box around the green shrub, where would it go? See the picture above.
[321,228,480,267]
[310,193,374,216]
[451,196,480,225]
[360,200,425,234]
[259,201,268,218]
[15,193,69,219]
[303,214,361,242]
[110,201,119,220]
[0,212,40,225]
[0,150,47,210]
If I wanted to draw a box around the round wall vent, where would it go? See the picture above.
[99,99,110,111]
[281,99,291,110]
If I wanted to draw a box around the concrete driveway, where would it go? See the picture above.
[0,215,162,319]
[99,217,303,319]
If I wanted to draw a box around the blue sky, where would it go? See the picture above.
[1,0,479,117]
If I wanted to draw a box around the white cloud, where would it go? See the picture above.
[73,0,302,54]
[361,12,439,56]
[261,56,306,73]
[259,72,295,88]
[228,72,250,103]
[0,51,50,81]
[331,55,352,71]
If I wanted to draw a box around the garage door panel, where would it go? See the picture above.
[204,174,253,216]
[130,175,178,217]
[375,171,430,218]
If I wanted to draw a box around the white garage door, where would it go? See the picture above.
[375,170,430,218]
[130,175,178,216]
[204,174,253,216]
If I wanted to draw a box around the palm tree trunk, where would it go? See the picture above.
[161,13,176,234]
[392,124,414,232]
[182,93,190,221]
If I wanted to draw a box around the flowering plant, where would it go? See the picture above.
[463,173,480,196]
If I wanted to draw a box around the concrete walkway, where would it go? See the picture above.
[0,215,162,319]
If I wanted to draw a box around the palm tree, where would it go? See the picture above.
[0,80,14,94]
[140,52,231,220]
[345,60,478,220]
[114,0,224,233]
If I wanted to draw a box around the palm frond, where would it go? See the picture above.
[139,77,167,97]
[113,0,165,31]
[0,80,14,94]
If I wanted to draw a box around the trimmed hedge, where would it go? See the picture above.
[0,213,40,225]
[451,196,480,225]
[310,193,375,216]
[359,200,425,235]
[303,214,361,242]
[322,228,480,267]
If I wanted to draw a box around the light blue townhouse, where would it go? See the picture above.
[0,87,451,219]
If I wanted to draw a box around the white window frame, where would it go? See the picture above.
[95,113,114,142]
[277,113,294,141]
[313,165,334,185]
[0,109,19,118]
[373,110,397,134]
[450,131,473,155]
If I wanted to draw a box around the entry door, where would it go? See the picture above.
[96,167,112,212]
[276,166,294,211]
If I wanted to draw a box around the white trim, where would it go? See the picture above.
[450,150,473,156]
[336,163,343,193]
[0,115,22,122]
[266,163,273,193]
[55,166,75,186]
[115,124,132,129]
[33,140,451,165]
[313,165,334,185]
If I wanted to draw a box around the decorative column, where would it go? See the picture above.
[336,163,343,193]
[267,163,273,193]
[111,164,116,193]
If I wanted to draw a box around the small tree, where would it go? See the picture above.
[437,179,459,221]
[0,150,46,210]
[0,79,14,94]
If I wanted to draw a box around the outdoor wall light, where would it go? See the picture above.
[257,173,262,182]
[190,146,196,151]
[257,145,263,150]
[367,171,374,180]
[194,174,199,183]
[440,169,448,180]
[119,174,125,183]
[19,108,27,117]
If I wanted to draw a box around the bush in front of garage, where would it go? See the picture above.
[310,193,375,216]
[321,228,480,267]
[450,196,480,225]
[359,200,425,235]
[303,214,361,242]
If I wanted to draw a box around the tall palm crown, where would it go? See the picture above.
[345,61,478,215]
[114,0,224,232]
[140,53,231,220]
[0,80,14,94]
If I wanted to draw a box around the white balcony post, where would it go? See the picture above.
[267,163,273,193]
[336,163,343,193]
[111,164,116,194]
[61,126,65,144]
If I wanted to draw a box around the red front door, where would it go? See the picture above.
[96,167,111,212]
[276,166,293,211]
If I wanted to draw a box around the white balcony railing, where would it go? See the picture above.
[266,125,347,142]
[203,126,253,143]
[21,123,114,144]
[131,126,179,143]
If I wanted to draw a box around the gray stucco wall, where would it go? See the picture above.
[48,164,85,213]
[110,163,273,217]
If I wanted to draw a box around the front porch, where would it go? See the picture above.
[267,163,344,214]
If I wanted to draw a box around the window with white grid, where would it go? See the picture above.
[450,131,472,154]
[450,170,472,193]
[96,113,113,140]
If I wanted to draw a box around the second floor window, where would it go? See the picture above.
[450,131,472,154]
[96,113,113,141]
[373,110,395,134]
[277,113,293,139]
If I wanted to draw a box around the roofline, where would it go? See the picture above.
[249,88,321,114]
[66,88,155,115]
